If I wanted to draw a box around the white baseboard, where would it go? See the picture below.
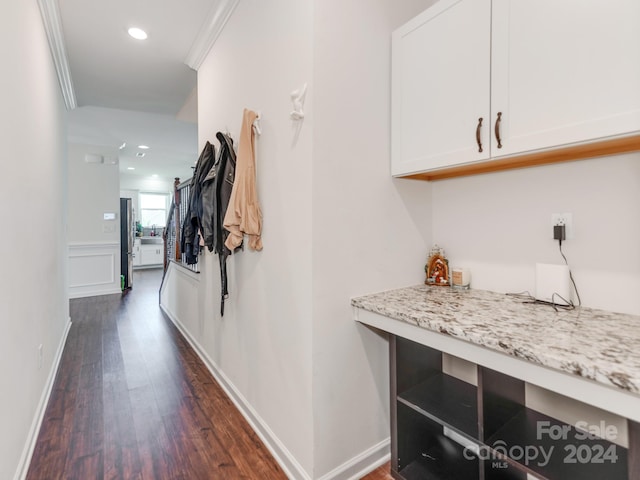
[317,440,390,480]
[69,286,122,299]
[14,318,72,480]
[160,303,312,480]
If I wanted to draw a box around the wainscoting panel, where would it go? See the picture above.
[68,242,121,298]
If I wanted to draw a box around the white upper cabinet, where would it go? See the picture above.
[391,0,491,176]
[392,0,640,177]
[491,0,640,158]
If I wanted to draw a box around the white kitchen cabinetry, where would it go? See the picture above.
[491,0,640,159]
[392,0,640,178]
[133,238,141,267]
[138,242,164,267]
[391,0,491,176]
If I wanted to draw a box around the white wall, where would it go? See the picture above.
[120,176,174,194]
[431,153,640,315]
[0,2,69,479]
[195,0,315,476]
[310,0,435,476]
[68,143,122,297]
[68,143,120,243]
[181,1,435,478]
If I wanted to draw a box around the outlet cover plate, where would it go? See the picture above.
[551,212,573,239]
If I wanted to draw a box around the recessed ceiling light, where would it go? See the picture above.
[128,27,148,40]
[119,142,127,150]
[127,167,135,170]
[138,145,150,149]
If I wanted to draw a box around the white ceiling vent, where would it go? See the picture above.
[136,152,146,158]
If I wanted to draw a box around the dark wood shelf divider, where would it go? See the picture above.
[397,402,480,480]
[398,372,478,439]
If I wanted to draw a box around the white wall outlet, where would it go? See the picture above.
[551,212,573,239]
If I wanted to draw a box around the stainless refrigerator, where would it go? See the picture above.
[120,198,134,289]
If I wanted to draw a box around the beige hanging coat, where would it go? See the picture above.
[223,108,263,251]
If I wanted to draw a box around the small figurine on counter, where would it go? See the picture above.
[425,244,450,286]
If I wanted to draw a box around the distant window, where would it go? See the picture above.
[140,193,168,228]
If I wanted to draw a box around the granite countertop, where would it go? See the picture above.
[351,285,640,395]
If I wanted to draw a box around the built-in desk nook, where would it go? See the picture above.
[352,285,640,480]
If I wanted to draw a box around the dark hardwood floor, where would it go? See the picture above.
[26,268,392,480]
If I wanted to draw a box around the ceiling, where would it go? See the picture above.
[55,0,231,184]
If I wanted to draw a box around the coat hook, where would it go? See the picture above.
[290,83,307,121]
[253,111,262,135]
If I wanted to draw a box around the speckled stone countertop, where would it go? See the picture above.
[351,285,640,395]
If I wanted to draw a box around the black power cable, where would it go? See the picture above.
[558,236,582,307]
[506,227,582,311]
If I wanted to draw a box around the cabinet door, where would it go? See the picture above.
[491,0,640,158]
[139,246,150,266]
[139,245,162,266]
[154,247,164,265]
[391,0,491,176]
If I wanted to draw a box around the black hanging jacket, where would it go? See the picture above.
[201,132,240,315]
[181,141,216,264]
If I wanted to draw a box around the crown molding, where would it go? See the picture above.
[37,0,77,110]
[184,0,241,70]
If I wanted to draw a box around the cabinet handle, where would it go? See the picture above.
[494,112,503,149]
[476,117,483,153]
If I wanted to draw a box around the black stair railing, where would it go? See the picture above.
[160,177,199,300]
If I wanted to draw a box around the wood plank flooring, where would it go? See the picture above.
[26,268,392,480]
[363,463,393,480]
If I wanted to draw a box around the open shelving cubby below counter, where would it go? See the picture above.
[352,285,640,480]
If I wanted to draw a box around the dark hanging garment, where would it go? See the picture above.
[181,141,216,264]
[181,215,198,265]
[201,132,239,316]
